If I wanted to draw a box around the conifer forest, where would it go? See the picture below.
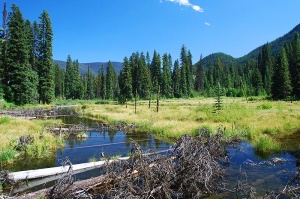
[0,3,299,105]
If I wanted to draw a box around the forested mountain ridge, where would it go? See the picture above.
[201,23,300,67]
[201,52,236,67]
[54,60,123,75]
[237,23,300,65]
[55,23,300,75]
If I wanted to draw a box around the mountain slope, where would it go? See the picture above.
[54,60,123,75]
[237,23,300,65]
[200,23,300,67]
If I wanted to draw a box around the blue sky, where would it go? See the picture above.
[2,0,300,63]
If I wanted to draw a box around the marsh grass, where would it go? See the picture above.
[81,98,300,152]
[0,116,64,164]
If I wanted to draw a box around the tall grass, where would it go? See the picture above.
[80,98,300,152]
[0,116,64,164]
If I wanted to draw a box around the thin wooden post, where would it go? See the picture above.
[126,98,128,108]
[149,92,151,108]
[135,89,137,114]
[157,86,160,113]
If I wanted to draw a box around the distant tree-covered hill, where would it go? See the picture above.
[201,52,236,67]
[54,60,123,75]
[237,23,300,65]
[200,23,300,67]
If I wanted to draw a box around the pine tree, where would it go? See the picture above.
[214,82,223,112]
[180,45,191,97]
[172,59,181,98]
[106,61,115,100]
[54,63,64,99]
[291,33,300,98]
[36,10,54,104]
[139,52,152,99]
[162,53,172,98]
[272,48,292,100]
[119,57,132,102]
[4,4,39,105]
[195,55,204,91]
[86,66,94,100]
[150,50,161,93]
[100,64,106,100]
[251,66,263,96]
[72,59,82,99]
[64,55,73,99]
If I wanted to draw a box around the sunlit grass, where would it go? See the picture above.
[0,116,64,164]
[82,97,300,152]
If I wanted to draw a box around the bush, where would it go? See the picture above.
[257,102,273,110]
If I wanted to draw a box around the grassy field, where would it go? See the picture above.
[82,97,300,152]
[0,116,63,165]
[0,97,299,165]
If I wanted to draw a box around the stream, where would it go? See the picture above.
[2,116,300,197]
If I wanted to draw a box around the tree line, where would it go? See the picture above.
[0,3,54,105]
[0,3,299,105]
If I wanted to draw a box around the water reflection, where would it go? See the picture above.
[58,130,171,165]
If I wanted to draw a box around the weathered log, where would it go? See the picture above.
[6,157,129,183]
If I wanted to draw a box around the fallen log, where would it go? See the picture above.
[14,174,108,199]
[6,157,129,183]
[7,149,170,183]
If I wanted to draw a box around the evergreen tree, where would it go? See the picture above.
[150,50,161,93]
[258,43,273,94]
[251,66,263,96]
[172,59,181,98]
[73,59,82,99]
[36,10,54,104]
[162,53,172,98]
[272,48,292,100]
[54,63,64,99]
[64,55,73,99]
[195,55,204,91]
[291,33,300,98]
[4,4,38,105]
[106,61,115,100]
[180,45,191,97]
[86,66,94,100]
[119,57,132,102]
[100,64,106,100]
[139,52,152,99]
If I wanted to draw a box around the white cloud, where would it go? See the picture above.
[165,0,204,12]
[204,22,210,26]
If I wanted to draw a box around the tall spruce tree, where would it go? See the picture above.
[272,48,292,100]
[4,4,38,105]
[100,64,106,100]
[291,33,300,98]
[139,52,152,99]
[119,56,132,102]
[54,63,64,99]
[36,10,54,104]
[172,59,181,98]
[162,53,172,98]
[251,66,263,96]
[106,61,115,100]
[64,55,73,99]
[86,66,94,100]
[195,55,204,91]
[150,50,161,93]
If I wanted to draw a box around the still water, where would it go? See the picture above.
[3,116,300,197]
